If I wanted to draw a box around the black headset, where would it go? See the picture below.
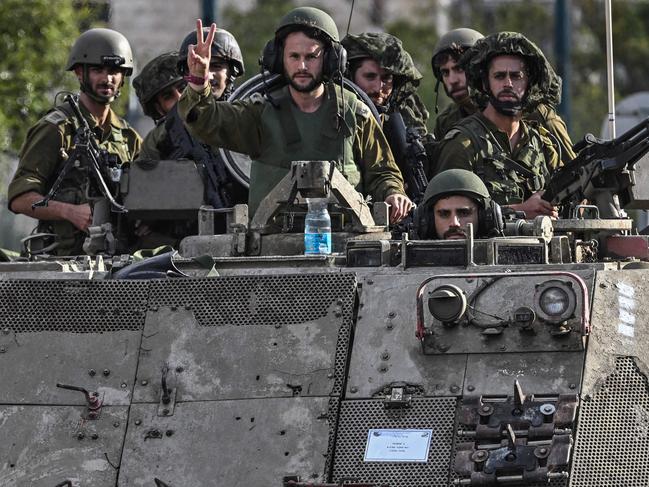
[415,196,504,239]
[260,27,347,81]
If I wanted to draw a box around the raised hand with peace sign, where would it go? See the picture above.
[187,19,216,89]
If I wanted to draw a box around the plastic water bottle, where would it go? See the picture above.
[304,198,332,255]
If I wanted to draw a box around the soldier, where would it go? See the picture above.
[417,169,495,240]
[342,32,431,204]
[178,7,413,223]
[433,32,561,219]
[342,32,429,135]
[133,51,186,160]
[430,28,575,166]
[7,28,141,256]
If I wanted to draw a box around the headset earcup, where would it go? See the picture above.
[322,43,346,80]
[260,39,282,74]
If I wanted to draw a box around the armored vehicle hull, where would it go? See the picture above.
[1,243,648,486]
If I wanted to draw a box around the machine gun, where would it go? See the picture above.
[32,94,126,213]
[382,110,429,205]
[542,117,649,219]
[164,105,233,209]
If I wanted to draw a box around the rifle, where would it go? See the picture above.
[382,110,430,205]
[542,117,649,218]
[164,105,233,209]
[32,94,126,213]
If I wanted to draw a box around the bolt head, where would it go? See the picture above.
[134,419,142,426]
[175,366,184,373]
[350,386,358,393]
[91,433,99,440]
[141,380,148,386]
[113,422,120,428]
[102,369,110,376]
[77,432,85,440]
[467,385,475,392]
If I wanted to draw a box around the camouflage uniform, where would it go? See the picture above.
[8,27,141,256]
[342,32,429,135]
[433,32,561,206]
[429,29,575,176]
[8,102,140,255]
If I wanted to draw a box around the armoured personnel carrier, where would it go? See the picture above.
[2,76,649,486]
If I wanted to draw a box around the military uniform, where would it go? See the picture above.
[432,102,575,168]
[138,122,167,160]
[178,83,406,216]
[8,101,141,255]
[434,112,559,206]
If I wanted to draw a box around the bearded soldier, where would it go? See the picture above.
[177,7,413,223]
[430,28,575,168]
[434,32,561,219]
[342,32,431,203]
[7,28,141,255]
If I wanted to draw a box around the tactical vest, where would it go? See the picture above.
[451,115,551,205]
[37,102,134,255]
[248,84,363,216]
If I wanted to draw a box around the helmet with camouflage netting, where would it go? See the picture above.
[461,31,561,112]
[342,32,422,84]
[133,52,184,120]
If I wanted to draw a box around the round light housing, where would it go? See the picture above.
[428,284,467,323]
[534,280,577,323]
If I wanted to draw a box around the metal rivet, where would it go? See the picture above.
[388,312,396,319]
[165,430,174,437]
[91,433,99,440]
[102,369,110,377]
[0,347,7,353]
[141,380,148,386]
[386,323,393,330]
[134,420,142,426]
[381,352,390,360]
[327,373,334,379]
[467,385,475,391]
[569,383,576,389]
[113,422,120,428]
[350,386,358,393]
[450,385,460,393]
[77,432,85,440]
[88,369,96,377]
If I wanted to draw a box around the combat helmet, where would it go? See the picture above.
[461,31,561,112]
[261,7,344,79]
[431,28,484,80]
[177,27,244,79]
[66,28,134,75]
[133,52,183,120]
[342,32,422,85]
[66,28,134,104]
[417,169,491,239]
[275,6,340,43]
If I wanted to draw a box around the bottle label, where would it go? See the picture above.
[304,232,332,254]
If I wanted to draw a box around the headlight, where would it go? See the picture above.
[534,280,576,323]
[540,287,570,316]
[428,284,467,324]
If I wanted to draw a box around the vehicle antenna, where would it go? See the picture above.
[605,0,616,139]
